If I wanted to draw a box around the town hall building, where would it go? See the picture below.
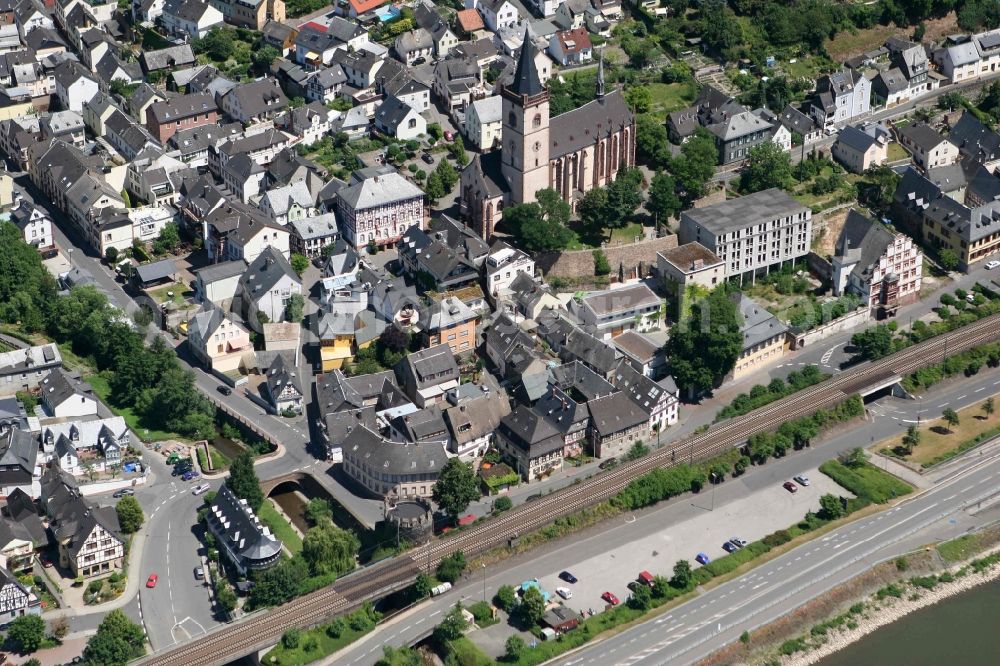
[460,35,636,240]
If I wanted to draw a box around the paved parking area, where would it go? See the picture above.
[532,467,846,616]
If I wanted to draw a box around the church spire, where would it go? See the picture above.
[596,47,605,100]
[508,27,544,98]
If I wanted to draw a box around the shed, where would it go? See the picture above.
[134,258,179,288]
[542,605,580,633]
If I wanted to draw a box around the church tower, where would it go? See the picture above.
[501,31,550,206]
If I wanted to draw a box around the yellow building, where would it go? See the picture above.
[730,294,788,381]
[316,311,355,371]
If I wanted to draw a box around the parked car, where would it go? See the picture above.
[601,591,619,605]
[444,130,454,141]
[793,475,810,486]
[723,541,739,553]
[987,260,1000,269]
[556,586,573,599]
[192,483,210,495]
[729,538,748,548]
[559,571,578,584]
[599,458,618,470]
[181,470,200,482]
[421,153,434,165]
[412,57,426,65]
[783,481,798,493]
[967,293,977,303]
[217,385,232,396]
[146,573,158,588]
[695,552,711,565]
[431,582,452,596]
[112,488,134,498]
[40,558,53,569]
[194,567,204,580]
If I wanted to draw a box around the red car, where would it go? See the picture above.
[146,574,158,588]
[783,481,798,493]
[601,591,620,606]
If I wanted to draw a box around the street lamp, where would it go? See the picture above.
[482,563,487,603]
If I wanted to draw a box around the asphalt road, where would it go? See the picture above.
[329,367,1000,665]
[557,449,1000,666]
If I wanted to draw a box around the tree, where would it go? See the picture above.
[983,397,995,419]
[226,451,264,511]
[493,496,512,513]
[670,129,717,201]
[850,324,894,361]
[647,171,681,223]
[290,253,310,276]
[818,493,846,520]
[432,458,480,522]
[664,287,743,395]
[251,45,280,74]
[624,85,652,113]
[671,559,693,589]
[741,142,793,193]
[435,159,459,191]
[843,447,869,468]
[436,551,466,584]
[424,169,446,201]
[938,248,960,271]
[116,496,144,534]
[321,243,338,259]
[504,200,573,253]
[629,583,653,610]
[505,635,526,661]
[857,164,901,210]
[215,580,237,614]
[942,407,960,432]
[494,584,517,612]
[578,187,609,232]
[605,168,644,228]
[152,223,180,255]
[413,573,433,599]
[518,586,546,625]
[448,136,468,167]
[7,614,45,653]
[304,498,333,526]
[105,247,119,264]
[901,424,921,454]
[83,609,146,665]
[302,522,360,576]
[592,249,611,276]
[285,293,305,323]
[433,603,467,643]
[636,115,670,168]
[194,28,235,61]
[379,325,410,353]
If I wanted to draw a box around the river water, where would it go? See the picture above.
[818,578,1000,666]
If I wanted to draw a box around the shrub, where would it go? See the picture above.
[281,629,301,649]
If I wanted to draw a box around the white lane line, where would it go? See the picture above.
[958,395,968,400]
[963,485,975,492]
[975,387,985,392]
[938,403,949,408]
[944,494,957,501]
[833,540,850,550]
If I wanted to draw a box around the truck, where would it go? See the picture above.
[431,582,453,597]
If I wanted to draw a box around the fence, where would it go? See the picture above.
[787,306,872,350]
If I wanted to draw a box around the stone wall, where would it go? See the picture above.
[537,235,679,280]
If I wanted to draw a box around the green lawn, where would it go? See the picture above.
[937,534,982,562]
[196,445,230,472]
[258,499,303,555]
[147,282,193,305]
[446,637,493,665]
[566,221,645,250]
[819,460,913,505]
[261,614,376,666]
[887,142,909,162]
[647,82,698,117]
[86,373,181,442]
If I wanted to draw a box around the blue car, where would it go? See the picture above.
[695,552,710,565]
[181,470,200,482]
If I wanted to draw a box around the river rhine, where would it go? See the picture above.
[818,577,1000,665]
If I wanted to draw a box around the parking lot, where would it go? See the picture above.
[532,468,848,616]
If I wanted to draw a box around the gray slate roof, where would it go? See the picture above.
[681,188,807,236]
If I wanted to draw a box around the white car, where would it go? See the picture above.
[192,483,210,495]
[987,260,1000,269]
[793,475,810,487]
[556,586,573,600]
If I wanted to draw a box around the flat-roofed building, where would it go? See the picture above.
[679,189,812,283]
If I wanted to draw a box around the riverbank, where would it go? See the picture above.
[789,545,1000,665]
[697,524,1000,666]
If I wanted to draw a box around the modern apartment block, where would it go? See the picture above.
[678,189,812,282]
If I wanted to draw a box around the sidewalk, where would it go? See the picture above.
[6,634,90,666]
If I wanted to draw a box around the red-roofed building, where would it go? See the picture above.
[456,8,485,37]
[548,28,593,66]
[348,0,390,18]
[301,20,327,32]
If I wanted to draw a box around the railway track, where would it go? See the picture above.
[143,313,1000,666]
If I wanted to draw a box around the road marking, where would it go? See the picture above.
[958,395,968,400]
[753,583,766,590]
[938,403,949,408]
[415,618,424,624]
[963,485,975,492]
[975,387,985,392]
[430,609,441,616]
[833,540,850,550]
[944,494,957,501]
